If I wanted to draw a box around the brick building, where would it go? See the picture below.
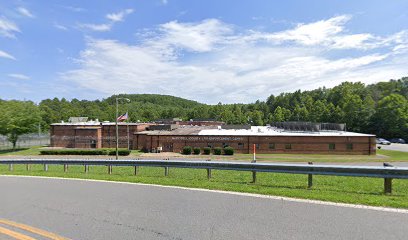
[50,120,153,149]
[135,125,376,155]
[50,119,376,155]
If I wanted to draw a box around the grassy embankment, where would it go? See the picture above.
[1,146,408,209]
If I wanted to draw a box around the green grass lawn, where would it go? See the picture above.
[0,146,44,155]
[1,146,408,209]
[229,149,408,162]
[1,163,408,209]
[0,146,144,157]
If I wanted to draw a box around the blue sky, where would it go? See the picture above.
[1,0,408,104]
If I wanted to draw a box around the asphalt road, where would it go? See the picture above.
[378,143,408,152]
[1,176,408,240]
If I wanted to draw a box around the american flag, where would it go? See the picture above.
[117,112,128,122]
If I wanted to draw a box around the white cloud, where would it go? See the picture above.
[62,6,85,12]
[17,7,35,18]
[62,16,408,103]
[78,23,112,32]
[0,16,20,38]
[54,22,68,31]
[0,50,16,60]
[8,73,30,80]
[146,19,233,53]
[79,8,134,32]
[265,15,351,45]
[106,9,134,22]
[243,15,381,50]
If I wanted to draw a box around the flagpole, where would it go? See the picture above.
[127,112,130,151]
[115,97,131,159]
[115,98,119,160]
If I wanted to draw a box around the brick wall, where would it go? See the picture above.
[50,123,153,149]
[136,134,376,155]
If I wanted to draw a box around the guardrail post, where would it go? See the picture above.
[9,164,13,171]
[206,159,212,180]
[308,162,313,189]
[26,164,30,171]
[134,166,138,175]
[64,164,68,173]
[164,158,169,177]
[44,164,48,172]
[384,178,393,194]
[251,159,256,183]
[108,165,112,175]
[84,165,88,173]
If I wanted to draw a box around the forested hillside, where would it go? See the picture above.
[1,77,408,140]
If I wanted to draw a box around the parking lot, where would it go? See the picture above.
[378,143,408,152]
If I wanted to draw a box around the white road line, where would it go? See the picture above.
[2,174,408,214]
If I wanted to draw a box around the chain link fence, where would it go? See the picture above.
[0,134,50,150]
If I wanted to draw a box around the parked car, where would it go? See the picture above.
[389,138,406,144]
[376,138,391,145]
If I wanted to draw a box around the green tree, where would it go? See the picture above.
[370,94,408,139]
[249,110,264,126]
[291,104,309,121]
[220,109,235,124]
[0,101,42,149]
[271,106,285,122]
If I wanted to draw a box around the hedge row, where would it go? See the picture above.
[40,149,131,156]
[182,146,234,155]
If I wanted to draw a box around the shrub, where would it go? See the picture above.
[203,147,211,155]
[213,147,222,155]
[223,146,234,155]
[108,149,131,156]
[40,149,108,155]
[182,146,192,155]
[39,148,131,156]
[193,147,201,155]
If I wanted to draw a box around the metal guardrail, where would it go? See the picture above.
[1,159,407,194]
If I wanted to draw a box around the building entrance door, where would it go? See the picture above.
[163,143,173,152]
[90,140,97,148]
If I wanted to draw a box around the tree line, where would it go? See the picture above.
[1,77,407,148]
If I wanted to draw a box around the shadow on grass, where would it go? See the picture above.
[0,148,29,154]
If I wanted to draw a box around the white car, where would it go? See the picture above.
[376,138,391,145]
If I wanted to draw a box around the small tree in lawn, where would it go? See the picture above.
[0,101,42,149]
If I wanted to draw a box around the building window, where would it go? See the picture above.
[238,143,244,149]
[346,143,353,150]
[255,143,260,149]
[269,143,275,149]
[222,142,229,148]
[329,143,335,150]
[207,143,213,148]
[285,144,292,150]
[90,140,97,148]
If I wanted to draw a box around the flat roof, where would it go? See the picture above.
[199,126,374,137]
[138,126,374,137]
[138,126,217,135]
[51,122,151,126]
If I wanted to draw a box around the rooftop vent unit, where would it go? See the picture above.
[190,118,218,122]
[272,122,320,132]
[222,125,251,130]
[320,123,345,131]
[68,117,88,123]
[271,122,346,132]
[149,124,179,131]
